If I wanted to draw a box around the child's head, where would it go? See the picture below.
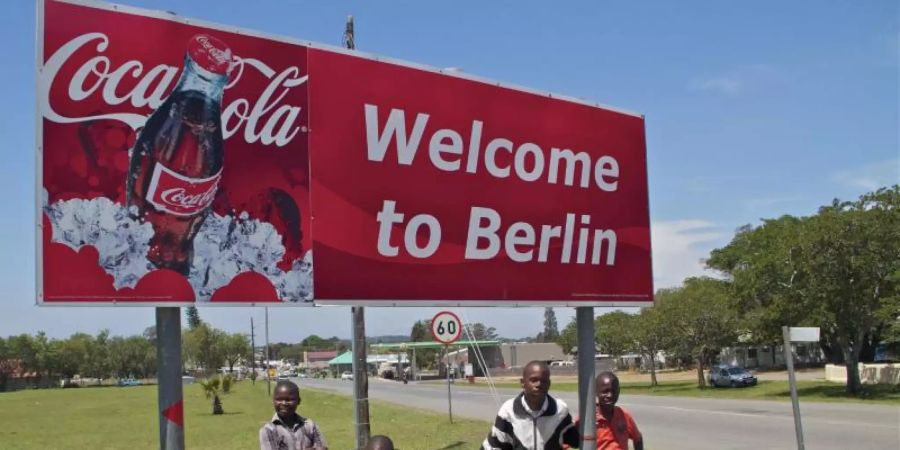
[520,361,551,408]
[595,371,620,411]
[272,380,301,420]
[365,435,395,450]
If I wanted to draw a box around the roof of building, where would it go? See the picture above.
[370,340,501,350]
[307,351,338,359]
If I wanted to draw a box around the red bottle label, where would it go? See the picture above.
[146,163,222,216]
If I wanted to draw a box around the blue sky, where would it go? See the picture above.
[1,0,897,342]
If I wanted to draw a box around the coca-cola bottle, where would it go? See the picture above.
[126,35,233,275]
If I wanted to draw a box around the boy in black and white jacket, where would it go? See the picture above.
[482,361,580,450]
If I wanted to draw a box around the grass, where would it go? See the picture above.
[478,380,900,405]
[0,381,488,450]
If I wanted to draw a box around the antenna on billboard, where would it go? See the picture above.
[344,14,371,450]
[343,15,355,50]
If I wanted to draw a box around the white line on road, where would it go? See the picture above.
[644,405,898,430]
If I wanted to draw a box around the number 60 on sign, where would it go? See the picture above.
[430,311,463,344]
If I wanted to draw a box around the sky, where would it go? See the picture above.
[1,0,897,343]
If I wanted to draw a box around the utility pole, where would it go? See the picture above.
[250,317,256,385]
[344,15,370,450]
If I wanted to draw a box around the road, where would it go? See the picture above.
[296,378,899,450]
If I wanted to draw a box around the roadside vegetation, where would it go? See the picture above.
[555,186,899,396]
[0,380,487,450]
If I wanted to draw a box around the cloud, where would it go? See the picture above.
[745,195,802,210]
[832,158,900,192]
[689,64,785,96]
[693,77,743,95]
[650,219,727,289]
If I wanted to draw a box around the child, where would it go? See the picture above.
[259,380,328,450]
[593,371,643,450]
[365,435,395,450]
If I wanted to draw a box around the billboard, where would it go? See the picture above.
[38,0,652,307]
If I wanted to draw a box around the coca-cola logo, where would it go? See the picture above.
[194,35,232,69]
[146,163,222,216]
[40,33,307,148]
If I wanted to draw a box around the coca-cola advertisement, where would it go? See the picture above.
[39,0,652,307]
[39,0,312,304]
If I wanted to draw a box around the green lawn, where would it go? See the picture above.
[0,381,488,450]
[481,380,900,405]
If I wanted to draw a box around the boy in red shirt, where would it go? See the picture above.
[593,371,643,450]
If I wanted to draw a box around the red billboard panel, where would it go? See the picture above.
[309,50,651,306]
[38,0,651,306]
[39,0,312,305]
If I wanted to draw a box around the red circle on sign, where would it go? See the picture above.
[430,311,463,344]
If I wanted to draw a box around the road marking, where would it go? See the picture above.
[639,405,898,430]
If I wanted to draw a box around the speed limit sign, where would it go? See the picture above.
[430,311,463,344]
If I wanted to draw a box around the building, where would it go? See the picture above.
[327,351,409,376]
[718,343,824,369]
[303,351,337,371]
[443,342,567,376]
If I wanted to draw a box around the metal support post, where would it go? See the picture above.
[783,326,805,450]
[351,306,370,449]
[156,307,184,450]
[446,345,453,423]
[576,307,596,450]
[265,307,271,395]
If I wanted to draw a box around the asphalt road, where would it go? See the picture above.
[296,377,899,450]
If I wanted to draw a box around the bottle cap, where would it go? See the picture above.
[187,34,233,76]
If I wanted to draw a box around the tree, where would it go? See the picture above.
[183,323,226,375]
[186,306,202,330]
[467,323,499,341]
[708,186,899,394]
[108,335,156,378]
[0,337,12,391]
[142,326,157,346]
[541,308,560,343]
[795,187,898,394]
[707,216,814,365]
[660,278,739,387]
[631,305,671,387]
[595,311,635,366]
[198,376,225,415]
[557,319,578,354]
[410,320,438,369]
[55,333,91,379]
[221,333,251,373]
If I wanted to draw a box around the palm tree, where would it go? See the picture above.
[198,377,224,415]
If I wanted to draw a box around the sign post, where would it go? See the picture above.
[576,308,597,450]
[431,311,463,423]
[156,307,184,450]
[782,326,820,450]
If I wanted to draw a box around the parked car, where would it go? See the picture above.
[341,371,353,381]
[181,376,196,385]
[118,378,142,387]
[708,365,758,387]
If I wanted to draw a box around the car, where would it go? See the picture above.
[277,373,290,380]
[708,365,758,388]
[118,378,142,387]
[340,371,353,381]
[181,376,196,385]
[298,373,309,379]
